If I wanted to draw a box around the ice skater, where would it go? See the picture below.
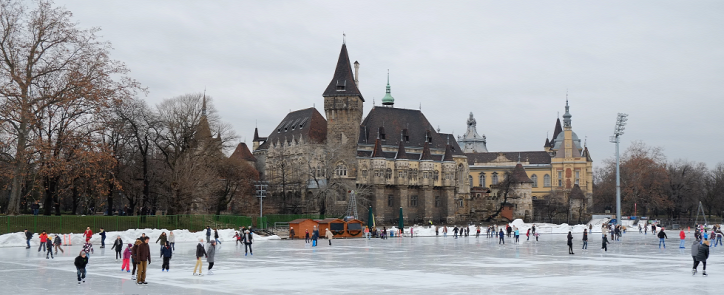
[476,226,481,238]
[45,236,54,259]
[242,229,254,255]
[112,235,124,260]
[602,234,610,251]
[679,230,686,249]
[582,229,588,249]
[136,237,151,284]
[567,231,574,254]
[691,239,700,275]
[131,239,141,280]
[75,251,89,284]
[326,228,334,245]
[716,228,723,247]
[514,227,520,244]
[156,232,168,252]
[658,228,668,248]
[98,228,106,248]
[206,240,216,275]
[82,241,94,255]
[160,241,172,272]
[305,229,310,243]
[38,230,48,252]
[526,228,531,241]
[364,226,370,239]
[53,234,64,254]
[443,226,447,238]
[693,240,710,276]
[499,228,505,244]
[168,231,175,251]
[193,239,207,276]
[83,227,93,243]
[214,229,221,244]
[24,229,32,249]
[453,226,459,239]
[205,226,212,243]
[312,226,319,247]
[122,243,132,272]
[289,227,295,240]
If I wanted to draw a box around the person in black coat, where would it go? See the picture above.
[46,238,54,259]
[658,229,668,249]
[567,231,574,254]
[111,236,124,260]
[24,229,32,249]
[74,251,89,284]
[193,239,207,275]
[242,230,253,256]
[602,234,610,252]
[694,240,710,276]
[160,241,172,272]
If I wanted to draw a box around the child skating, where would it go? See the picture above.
[75,251,89,284]
[122,243,132,272]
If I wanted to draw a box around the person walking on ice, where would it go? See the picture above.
[325,228,334,245]
[567,231,574,255]
[206,240,216,275]
[602,234,610,252]
[74,251,89,284]
[679,230,686,249]
[193,239,207,276]
[289,227,295,240]
[112,235,124,261]
[168,231,176,251]
[136,237,151,285]
[45,236,54,259]
[24,229,32,249]
[205,226,211,243]
[305,229,310,243]
[156,232,168,252]
[53,234,64,254]
[98,228,106,248]
[499,228,505,244]
[122,243,132,272]
[582,229,588,250]
[160,241,172,272]
[658,228,668,248]
[312,226,319,247]
[38,230,48,252]
[693,239,710,276]
[242,229,253,255]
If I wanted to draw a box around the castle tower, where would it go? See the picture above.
[323,43,364,181]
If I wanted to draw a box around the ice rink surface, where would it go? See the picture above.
[0,231,719,294]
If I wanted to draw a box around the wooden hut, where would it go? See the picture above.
[288,219,318,239]
[317,218,345,237]
[342,219,364,238]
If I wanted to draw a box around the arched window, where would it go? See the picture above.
[479,173,486,187]
[544,174,551,187]
[492,172,499,185]
[385,168,392,179]
[335,164,347,177]
[531,174,538,188]
[469,175,473,189]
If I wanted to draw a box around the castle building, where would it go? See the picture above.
[253,43,470,223]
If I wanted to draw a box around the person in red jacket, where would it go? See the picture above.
[680,230,686,249]
[38,230,48,252]
[83,227,93,243]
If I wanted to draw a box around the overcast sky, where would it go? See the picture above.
[58,0,724,168]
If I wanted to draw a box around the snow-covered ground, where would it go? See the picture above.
[0,227,718,294]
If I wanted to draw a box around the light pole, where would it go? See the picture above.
[609,113,628,226]
[255,181,269,226]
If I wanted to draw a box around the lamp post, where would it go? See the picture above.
[609,113,628,226]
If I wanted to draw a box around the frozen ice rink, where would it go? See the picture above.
[0,231,719,294]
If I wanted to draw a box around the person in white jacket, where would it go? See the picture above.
[168,231,175,251]
[325,228,334,246]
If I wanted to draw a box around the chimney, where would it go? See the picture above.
[354,60,360,87]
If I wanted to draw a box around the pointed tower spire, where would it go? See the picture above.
[563,98,572,129]
[323,43,364,101]
[202,90,207,117]
[382,69,394,107]
[396,131,407,160]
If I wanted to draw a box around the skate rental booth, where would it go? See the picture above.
[316,218,346,236]
[343,219,364,238]
[289,219,318,239]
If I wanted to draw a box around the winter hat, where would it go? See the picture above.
[127,243,132,247]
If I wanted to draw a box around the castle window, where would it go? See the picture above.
[336,79,346,91]
[575,171,580,185]
[335,164,347,177]
[388,195,393,207]
[558,171,563,187]
[398,170,404,178]
[385,168,392,179]
[544,174,551,187]
[492,172,499,185]
[479,173,486,187]
[361,169,368,177]
[435,196,441,207]
[409,195,418,207]
[457,199,464,208]
[531,174,538,188]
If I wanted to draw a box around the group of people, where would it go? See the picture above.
[291,226,334,246]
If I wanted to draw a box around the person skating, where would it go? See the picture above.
[83,227,93,243]
[205,226,212,243]
[507,225,512,238]
[410,227,414,238]
[111,235,124,261]
[98,228,106,248]
[136,237,151,284]
[214,229,221,244]
[567,231,574,254]
[691,239,701,275]
[305,229,310,243]
[131,239,141,280]
[638,224,642,233]
[206,240,216,275]
[693,239,710,276]
[53,234,64,254]
[364,226,370,239]
[443,226,447,238]
[160,241,172,272]
[242,229,253,255]
[325,228,334,245]
[156,232,167,251]
[82,241,94,255]
[46,237,54,259]
[289,227,295,240]
[602,234,610,251]
[526,228,531,241]
[453,226,459,239]
[582,229,588,249]
[312,226,319,247]
[514,227,520,244]
[24,229,32,249]
[476,226,481,238]
[38,230,48,252]
[168,231,175,251]
[193,239,207,276]
[679,230,686,249]
[658,228,668,249]
[499,228,505,244]
[716,228,723,247]
[74,251,89,284]
[122,243,132,272]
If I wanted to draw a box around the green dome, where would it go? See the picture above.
[381,72,394,106]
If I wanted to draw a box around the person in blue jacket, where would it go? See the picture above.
[498,228,505,244]
[160,241,172,272]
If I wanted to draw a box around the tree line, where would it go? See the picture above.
[0,0,257,216]
[593,141,724,220]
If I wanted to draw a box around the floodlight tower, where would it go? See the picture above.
[610,113,628,226]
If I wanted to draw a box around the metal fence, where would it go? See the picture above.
[0,214,326,235]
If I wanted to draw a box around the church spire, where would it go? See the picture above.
[202,91,207,117]
[322,43,364,101]
[563,98,572,129]
[382,70,394,107]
